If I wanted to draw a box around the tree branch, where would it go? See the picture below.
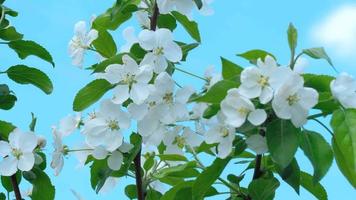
[10,175,22,200]
[150,2,159,31]
[252,129,266,180]
[134,149,144,200]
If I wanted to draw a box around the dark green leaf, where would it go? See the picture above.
[125,184,137,199]
[1,172,21,192]
[172,11,201,42]
[193,0,203,9]
[90,159,112,192]
[190,80,238,104]
[6,65,53,94]
[158,154,188,162]
[177,42,199,61]
[237,49,275,64]
[300,171,328,200]
[192,158,231,200]
[0,120,15,140]
[202,104,220,119]
[73,79,113,111]
[0,94,16,110]
[299,130,333,182]
[331,109,356,188]
[91,54,125,73]
[266,119,299,168]
[8,40,54,67]
[248,177,280,200]
[158,14,177,31]
[28,167,55,200]
[221,57,243,81]
[276,158,300,194]
[0,193,5,200]
[155,161,196,179]
[92,29,117,58]
[130,43,146,60]
[0,26,23,41]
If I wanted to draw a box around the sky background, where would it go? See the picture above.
[1,0,356,199]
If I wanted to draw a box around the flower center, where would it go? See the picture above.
[107,120,120,131]
[12,148,23,159]
[153,47,164,55]
[123,74,136,85]
[163,92,174,104]
[173,136,186,148]
[72,38,87,49]
[220,127,230,138]
[258,75,269,87]
[287,93,299,105]
[237,107,250,115]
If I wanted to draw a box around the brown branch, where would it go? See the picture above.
[150,2,159,31]
[10,175,22,200]
[134,149,144,200]
[252,129,266,180]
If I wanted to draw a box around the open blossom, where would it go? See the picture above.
[58,113,81,136]
[68,21,98,67]
[330,72,356,108]
[238,55,292,104]
[163,127,203,155]
[157,0,195,16]
[0,129,38,176]
[99,55,153,104]
[221,88,267,128]
[205,115,236,158]
[272,73,318,127]
[200,0,215,16]
[138,28,182,73]
[204,66,222,89]
[82,99,130,152]
[246,134,268,155]
[120,27,138,52]
[51,127,67,176]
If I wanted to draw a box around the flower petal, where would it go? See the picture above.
[18,153,35,171]
[248,109,267,126]
[108,151,123,170]
[0,157,18,176]
[112,85,130,104]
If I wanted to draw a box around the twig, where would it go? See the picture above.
[10,175,22,200]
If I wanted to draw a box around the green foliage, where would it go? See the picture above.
[287,23,298,55]
[172,11,201,42]
[125,185,137,199]
[190,80,238,104]
[27,167,56,200]
[6,65,53,94]
[302,47,334,68]
[8,40,55,67]
[92,29,117,58]
[73,79,113,111]
[0,120,15,140]
[221,57,243,81]
[1,172,21,192]
[0,26,23,41]
[178,42,199,61]
[300,171,328,200]
[266,120,300,168]
[331,109,356,188]
[0,84,16,110]
[158,14,177,31]
[91,53,125,73]
[299,130,333,182]
[248,177,280,200]
[276,158,300,194]
[237,49,275,64]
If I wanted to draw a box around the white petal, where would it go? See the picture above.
[18,153,35,171]
[217,139,233,159]
[259,86,274,104]
[135,65,153,83]
[112,85,130,104]
[0,141,11,157]
[238,85,261,99]
[0,157,18,176]
[248,109,267,126]
[163,42,182,62]
[108,151,123,170]
[92,146,109,160]
[183,128,202,147]
[290,105,308,127]
[130,84,150,105]
[156,28,173,47]
[138,29,156,50]
[18,132,38,153]
[246,134,268,154]
[86,29,99,46]
[154,55,168,73]
[298,87,319,110]
[74,21,87,36]
[128,103,149,120]
[99,177,119,194]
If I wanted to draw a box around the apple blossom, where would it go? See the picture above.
[138,28,182,73]
[50,127,67,176]
[200,0,215,16]
[157,0,195,16]
[163,127,203,156]
[120,27,139,52]
[68,21,98,67]
[221,88,267,128]
[330,72,356,108]
[0,129,38,176]
[204,66,222,89]
[58,113,81,136]
[245,134,268,155]
[272,73,319,127]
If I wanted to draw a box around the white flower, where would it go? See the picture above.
[82,99,130,152]
[163,127,203,156]
[138,28,182,73]
[58,113,81,136]
[99,177,120,194]
[272,73,319,127]
[100,55,153,104]
[0,129,38,176]
[204,66,222,89]
[136,11,151,29]
[120,27,138,52]
[246,134,268,155]
[68,21,98,67]
[293,57,308,74]
[221,88,267,128]
[93,143,132,171]
[50,127,67,176]
[21,187,33,198]
[200,0,215,16]
[238,56,293,104]
[205,116,235,158]
[157,0,195,16]
[330,72,356,108]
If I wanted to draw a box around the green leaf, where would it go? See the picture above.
[28,167,56,200]
[202,104,220,119]
[302,47,334,68]
[158,14,177,31]
[221,57,243,81]
[172,11,201,42]
[248,177,280,200]
[90,159,112,192]
[193,0,203,9]
[303,74,334,93]
[0,26,23,41]
[125,184,137,199]
[161,181,217,200]
[8,40,55,67]
[0,120,15,140]
[177,42,199,61]
[331,109,356,188]
[0,94,16,110]
[266,119,300,168]
[155,161,196,179]
[130,43,146,60]
[299,130,333,182]
[146,189,163,200]
[92,29,117,58]
[276,158,300,194]
[73,79,113,111]
[91,54,125,73]
[0,193,5,200]
[190,80,238,104]
[1,172,21,192]
[6,65,53,94]
[192,158,231,200]
[237,49,275,64]
[300,171,328,200]
[287,23,298,54]
[158,154,188,162]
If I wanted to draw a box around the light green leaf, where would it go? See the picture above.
[92,29,117,58]
[157,154,188,162]
[221,57,243,81]
[300,171,328,200]
[8,40,55,67]
[125,185,137,199]
[331,109,356,188]
[287,23,298,54]
[299,130,333,182]
[0,26,23,41]
[172,11,201,42]
[190,80,238,104]
[248,177,280,200]
[302,47,334,68]
[266,119,300,168]
[237,49,275,64]
[192,158,230,200]
[6,65,53,94]
[73,79,113,111]
[91,54,125,73]
[154,161,196,179]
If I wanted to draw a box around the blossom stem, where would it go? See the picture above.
[67,148,93,152]
[307,112,325,119]
[134,148,145,200]
[150,1,159,31]
[312,118,334,136]
[10,175,22,200]
[174,66,208,81]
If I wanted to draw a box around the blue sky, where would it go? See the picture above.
[1,0,356,199]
